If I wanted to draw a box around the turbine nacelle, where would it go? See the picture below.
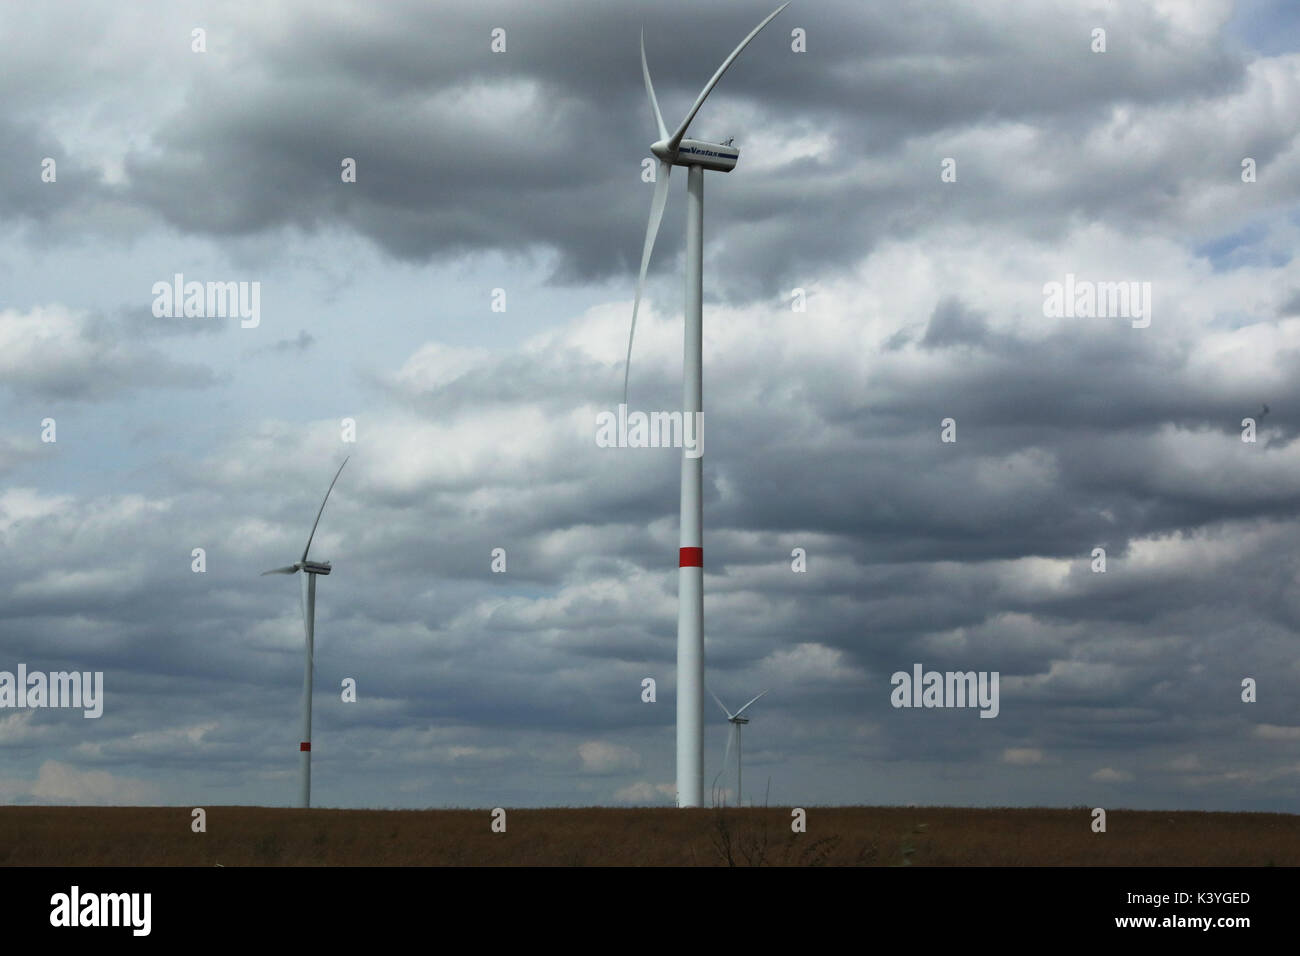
[652,138,740,172]
[260,559,334,576]
[671,138,740,172]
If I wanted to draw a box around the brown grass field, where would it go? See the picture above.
[1,805,1297,866]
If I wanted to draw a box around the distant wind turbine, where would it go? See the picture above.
[710,688,768,807]
[624,2,790,809]
[261,457,348,808]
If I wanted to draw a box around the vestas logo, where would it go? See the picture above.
[679,145,735,159]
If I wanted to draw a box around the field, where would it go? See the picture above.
[1,805,1297,866]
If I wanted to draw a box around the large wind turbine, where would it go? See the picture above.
[710,689,768,807]
[624,4,788,807]
[261,457,348,808]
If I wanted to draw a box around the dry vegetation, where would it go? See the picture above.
[0,805,1296,866]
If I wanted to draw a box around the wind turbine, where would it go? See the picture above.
[623,3,789,807]
[710,689,768,807]
[261,457,348,809]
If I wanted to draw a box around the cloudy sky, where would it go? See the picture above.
[2,0,1299,811]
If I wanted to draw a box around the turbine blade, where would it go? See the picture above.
[666,2,789,152]
[732,689,769,719]
[641,30,668,141]
[260,565,299,575]
[709,687,734,720]
[301,456,349,563]
[622,160,672,405]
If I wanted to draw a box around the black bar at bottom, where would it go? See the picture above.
[0,865,1283,941]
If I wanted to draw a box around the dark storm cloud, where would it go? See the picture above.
[0,117,104,222]
[17,0,1274,303]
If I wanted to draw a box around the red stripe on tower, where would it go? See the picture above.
[300,742,311,752]
[679,547,703,567]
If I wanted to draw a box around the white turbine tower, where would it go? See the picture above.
[624,3,789,807]
[710,689,768,807]
[261,457,348,809]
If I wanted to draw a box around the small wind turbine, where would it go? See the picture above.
[261,457,348,809]
[624,3,789,809]
[710,688,768,807]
